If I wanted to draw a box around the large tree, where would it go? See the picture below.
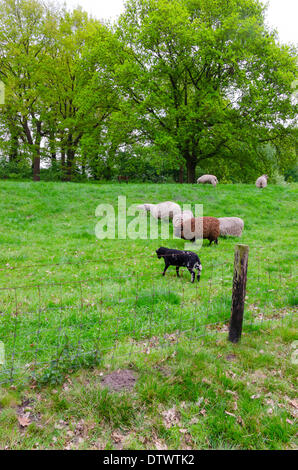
[0,0,59,180]
[95,0,297,182]
[0,1,113,181]
[41,7,109,181]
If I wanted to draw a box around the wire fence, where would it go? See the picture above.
[0,253,296,385]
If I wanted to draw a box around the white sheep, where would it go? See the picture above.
[155,201,181,219]
[172,210,194,228]
[218,217,244,237]
[256,175,268,188]
[137,201,181,220]
[197,174,218,187]
[137,203,156,212]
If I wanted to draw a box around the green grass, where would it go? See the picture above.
[0,181,297,450]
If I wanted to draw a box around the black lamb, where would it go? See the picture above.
[156,247,202,283]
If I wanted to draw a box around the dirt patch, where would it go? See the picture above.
[100,369,138,392]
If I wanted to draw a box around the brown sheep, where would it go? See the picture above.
[178,217,220,245]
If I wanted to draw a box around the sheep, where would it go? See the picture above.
[172,210,194,228]
[155,201,181,219]
[156,247,202,283]
[256,175,268,188]
[137,203,156,213]
[218,217,244,237]
[177,217,220,245]
[137,201,181,220]
[197,175,218,187]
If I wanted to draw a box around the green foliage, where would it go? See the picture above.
[33,341,101,386]
[0,0,297,182]
[94,0,297,182]
[285,165,298,182]
[0,158,32,180]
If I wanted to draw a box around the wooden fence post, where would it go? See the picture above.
[228,244,249,343]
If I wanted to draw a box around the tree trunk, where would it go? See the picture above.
[33,155,40,181]
[33,121,42,181]
[66,148,75,182]
[179,165,184,184]
[9,133,19,162]
[49,130,56,164]
[60,137,66,176]
[8,119,19,162]
[186,158,197,183]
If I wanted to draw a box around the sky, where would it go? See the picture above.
[63,0,298,45]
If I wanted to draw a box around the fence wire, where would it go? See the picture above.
[0,255,296,385]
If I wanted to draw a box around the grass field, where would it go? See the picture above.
[0,181,297,450]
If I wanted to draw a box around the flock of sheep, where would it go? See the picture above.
[137,200,244,245]
[197,174,268,188]
[137,174,269,243]
[136,174,268,281]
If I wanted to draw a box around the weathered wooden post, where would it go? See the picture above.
[228,244,249,343]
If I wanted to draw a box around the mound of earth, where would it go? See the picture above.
[100,369,138,391]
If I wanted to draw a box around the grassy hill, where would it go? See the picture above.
[0,180,297,279]
[0,181,297,450]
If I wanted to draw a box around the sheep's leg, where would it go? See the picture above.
[209,239,213,246]
[162,263,169,276]
[197,270,201,282]
[188,268,195,283]
[215,238,218,245]
[176,266,180,277]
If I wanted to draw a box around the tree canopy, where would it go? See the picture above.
[0,0,297,182]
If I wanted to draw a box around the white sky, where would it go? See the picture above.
[63,0,298,45]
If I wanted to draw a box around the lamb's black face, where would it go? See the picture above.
[156,247,167,259]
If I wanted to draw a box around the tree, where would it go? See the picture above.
[0,1,115,181]
[0,0,59,180]
[39,8,107,181]
[94,0,297,182]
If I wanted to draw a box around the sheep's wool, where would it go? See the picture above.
[179,217,220,243]
[256,175,268,188]
[218,217,244,237]
[137,201,181,220]
[172,210,194,228]
[197,175,218,186]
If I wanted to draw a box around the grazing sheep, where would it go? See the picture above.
[256,175,268,188]
[137,203,156,212]
[177,217,220,245]
[155,201,181,219]
[218,217,244,237]
[172,210,194,228]
[156,247,202,283]
[197,174,218,187]
[137,201,181,220]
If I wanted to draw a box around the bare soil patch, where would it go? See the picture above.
[100,369,138,392]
